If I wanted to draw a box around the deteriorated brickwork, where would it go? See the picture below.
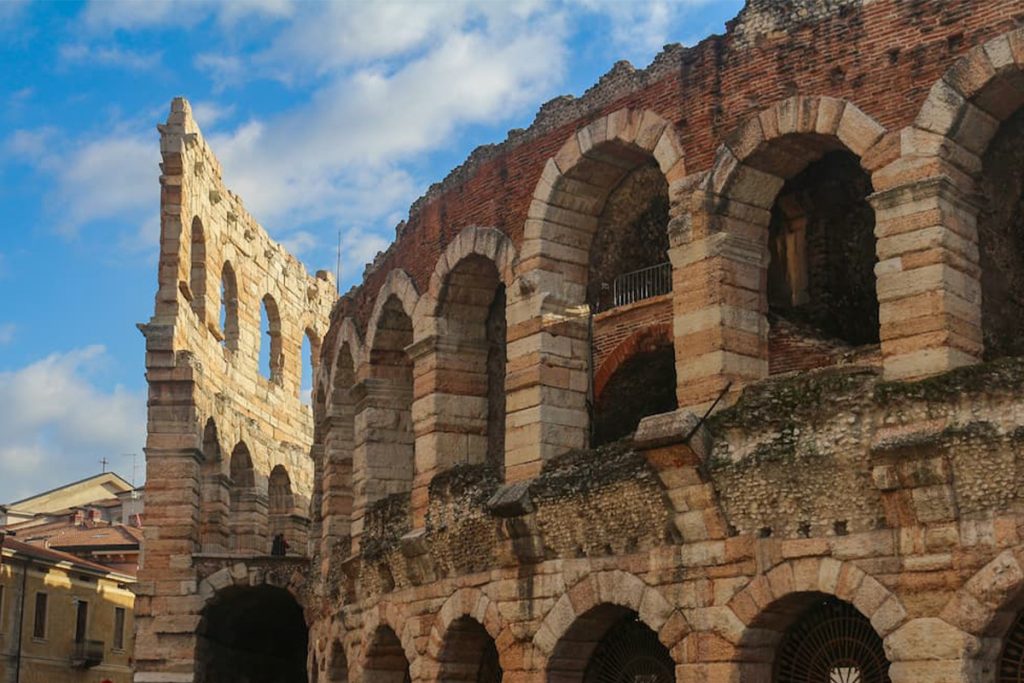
[134,1,1024,683]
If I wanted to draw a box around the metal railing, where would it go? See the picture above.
[610,262,672,309]
[70,639,104,668]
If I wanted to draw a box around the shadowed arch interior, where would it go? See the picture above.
[328,639,349,682]
[363,625,410,683]
[261,294,284,382]
[438,616,502,683]
[199,418,229,551]
[220,261,240,351]
[436,254,507,470]
[228,442,266,552]
[195,584,308,683]
[548,605,673,683]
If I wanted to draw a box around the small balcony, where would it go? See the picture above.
[594,262,672,313]
[70,639,104,668]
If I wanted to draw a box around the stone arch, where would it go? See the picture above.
[326,318,366,410]
[940,548,1024,682]
[358,603,418,683]
[194,582,308,683]
[220,260,240,351]
[422,227,517,311]
[907,30,1024,363]
[300,326,322,403]
[198,417,229,552]
[268,464,306,554]
[408,228,515,524]
[189,216,208,321]
[365,269,420,353]
[426,588,506,683]
[533,570,683,663]
[592,323,676,446]
[509,108,685,478]
[705,557,909,682]
[677,96,887,407]
[327,637,350,683]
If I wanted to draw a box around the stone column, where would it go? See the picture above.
[870,174,983,380]
[671,206,769,412]
[409,334,489,527]
[350,376,414,545]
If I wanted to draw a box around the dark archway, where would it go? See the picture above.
[220,262,240,351]
[327,638,349,682]
[549,605,673,683]
[437,616,502,683]
[592,343,676,446]
[363,626,410,683]
[766,148,878,372]
[195,584,307,683]
[190,216,207,319]
[999,609,1024,682]
[198,418,228,552]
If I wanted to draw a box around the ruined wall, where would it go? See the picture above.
[135,100,335,681]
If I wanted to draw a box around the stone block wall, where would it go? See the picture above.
[134,99,335,681]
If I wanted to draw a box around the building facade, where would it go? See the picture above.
[134,1,1024,682]
[0,537,136,683]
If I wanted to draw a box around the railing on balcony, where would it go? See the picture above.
[608,262,672,310]
[70,639,104,668]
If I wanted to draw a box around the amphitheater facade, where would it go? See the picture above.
[133,1,1024,682]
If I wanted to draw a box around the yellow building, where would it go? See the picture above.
[0,535,135,683]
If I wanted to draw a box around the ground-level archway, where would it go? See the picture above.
[195,584,308,683]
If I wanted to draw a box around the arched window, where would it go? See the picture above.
[190,217,207,320]
[268,464,302,554]
[300,329,320,405]
[220,262,239,351]
[228,442,265,553]
[363,626,409,683]
[260,294,283,383]
[766,149,878,373]
[438,617,501,683]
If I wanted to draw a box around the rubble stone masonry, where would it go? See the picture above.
[134,1,1024,682]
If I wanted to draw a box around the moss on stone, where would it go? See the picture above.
[874,357,1024,405]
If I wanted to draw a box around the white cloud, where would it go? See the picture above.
[81,0,293,31]
[0,346,146,502]
[575,0,718,64]
[8,127,156,237]
[59,43,162,71]
[190,101,236,128]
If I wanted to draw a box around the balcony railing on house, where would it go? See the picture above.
[70,639,104,668]
[608,262,672,310]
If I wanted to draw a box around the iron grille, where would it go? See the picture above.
[584,615,674,683]
[775,597,890,683]
[999,610,1024,682]
[610,262,671,310]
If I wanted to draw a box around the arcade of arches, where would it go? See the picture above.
[132,6,1024,683]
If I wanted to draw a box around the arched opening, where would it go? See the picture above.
[301,329,320,405]
[195,584,307,683]
[593,349,675,446]
[327,639,349,682]
[261,294,284,383]
[435,255,507,470]
[268,464,299,555]
[737,592,890,683]
[587,161,671,312]
[198,418,229,552]
[363,625,410,683]
[322,342,356,558]
[999,609,1024,683]
[228,442,266,553]
[438,616,502,683]
[220,262,240,351]
[762,144,878,373]
[581,154,675,445]
[978,105,1024,360]
[548,605,673,683]
[190,217,207,320]
[361,295,414,505]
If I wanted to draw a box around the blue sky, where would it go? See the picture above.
[0,0,744,502]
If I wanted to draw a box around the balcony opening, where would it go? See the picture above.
[766,149,878,373]
[979,106,1024,360]
[587,161,670,312]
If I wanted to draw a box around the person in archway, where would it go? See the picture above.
[271,533,289,556]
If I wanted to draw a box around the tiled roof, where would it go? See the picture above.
[1,536,131,578]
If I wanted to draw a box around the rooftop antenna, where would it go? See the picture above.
[99,457,109,473]
[123,453,139,489]
[336,229,342,294]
